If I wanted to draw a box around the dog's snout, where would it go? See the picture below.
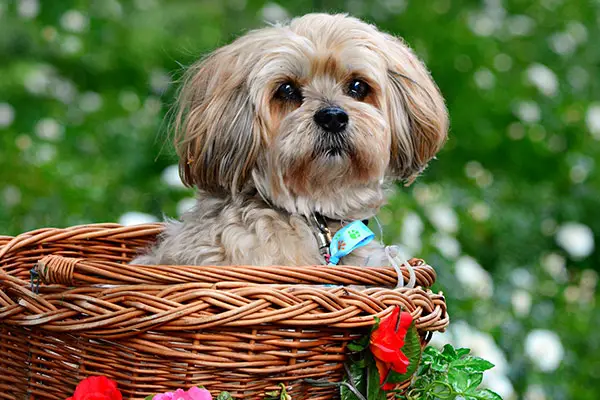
[314,107,348,133]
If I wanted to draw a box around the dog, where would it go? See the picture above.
[132,13,448,267]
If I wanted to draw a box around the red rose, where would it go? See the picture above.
[370,306,413,390]
[66,376,122,400]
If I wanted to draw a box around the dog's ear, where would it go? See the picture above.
[174,43,262,195]
[381,34,448,182]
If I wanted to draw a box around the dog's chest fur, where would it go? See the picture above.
[133,193,327,266]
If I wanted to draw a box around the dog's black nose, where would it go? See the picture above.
[314,107,348,133]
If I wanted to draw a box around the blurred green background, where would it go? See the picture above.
[1,0,599,399]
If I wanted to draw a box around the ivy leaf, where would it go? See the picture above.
[347,334,370,352]
[455,348,471,358]
[341,361,367,400]
[366,354,387,400]
[371,316,381,332]
[474,389,503,400]
[451,356,495,373]
[441,344,458,360]
[466,372,484,391]
[144,396,154,400]
[448,368,470,393]
[216,392,234,400]
[386,323,422,383]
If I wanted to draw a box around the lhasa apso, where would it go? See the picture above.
[133,13,448,267]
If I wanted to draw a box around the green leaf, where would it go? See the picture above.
[371,316,381,332]
[441,344,458,360]
[216,392,234,400]
[474,389,503,400]
[348,334,370,352]
[451,356,495,373]
[448,368,470,393]
[387,324,422,383]
[366,353,387,400]
[466,372,484,391]
[455,348,471,358]
[421,346,442,368]
[341,362,367,400]
[144,396,154,400]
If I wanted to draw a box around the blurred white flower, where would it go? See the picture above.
[468,13,497,37]
[567,66,589,91]
[401,212,423,254]
[412,182,443,205]
[555,222,595,259]
[525,329,564,372]
[514,100,541,123]
[567,154,594,181]
[2,185,22,208]
[549,32,577,56]
[483,372,515,400]
[541,252,567,283]
[432,233,461,259]
[60,35,83,55]
[177,197,197,216]
[507,122,525,140]
[465,160,483,178]
[60,10,89,33]
[526,64,558,97]
[50,77,77,103]
[261,2,289,23]
[586,103,600,140]
[119,91,140,112]
[469,202,491,222]
[511,289,532,317]
[549,22,587,57]
[79,92,103,113]
[426,204,458,234]
[447,321,508,374]
[581,269,598,290]
[455,256,494,299]
[119,212,158,226]
[35,118,64,142]
[0,103,15,128]
[524,384,546,400]
[379,0,407,14]
[150,69,171,95]
[24,66,52,95]
[510,267,535,290]
[17,0,39,19]
[474,68,495,90]
[506,15,535,36]
[143,96,162,115]
[35,144,57,164]
[161,164,186,189]
[493,53,513,72]
[566,21,588,43]
[15,134,32,150]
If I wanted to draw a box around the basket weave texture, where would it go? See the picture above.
[0,223,449,400]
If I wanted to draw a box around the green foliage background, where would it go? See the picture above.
[1,0,599,399]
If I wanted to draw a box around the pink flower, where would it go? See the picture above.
[153,387,212,400]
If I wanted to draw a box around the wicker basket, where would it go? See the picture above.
[0,223,449,400]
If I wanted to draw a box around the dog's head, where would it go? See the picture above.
[175,13,448,218]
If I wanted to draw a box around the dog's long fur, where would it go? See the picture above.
[133,13,448,266]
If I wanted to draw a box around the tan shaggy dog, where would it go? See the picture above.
[133,13,448,267]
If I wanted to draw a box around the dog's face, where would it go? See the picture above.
[175,14,448,218]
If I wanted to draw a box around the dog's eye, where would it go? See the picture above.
[275,82,302,102]
[347,79,370,100]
